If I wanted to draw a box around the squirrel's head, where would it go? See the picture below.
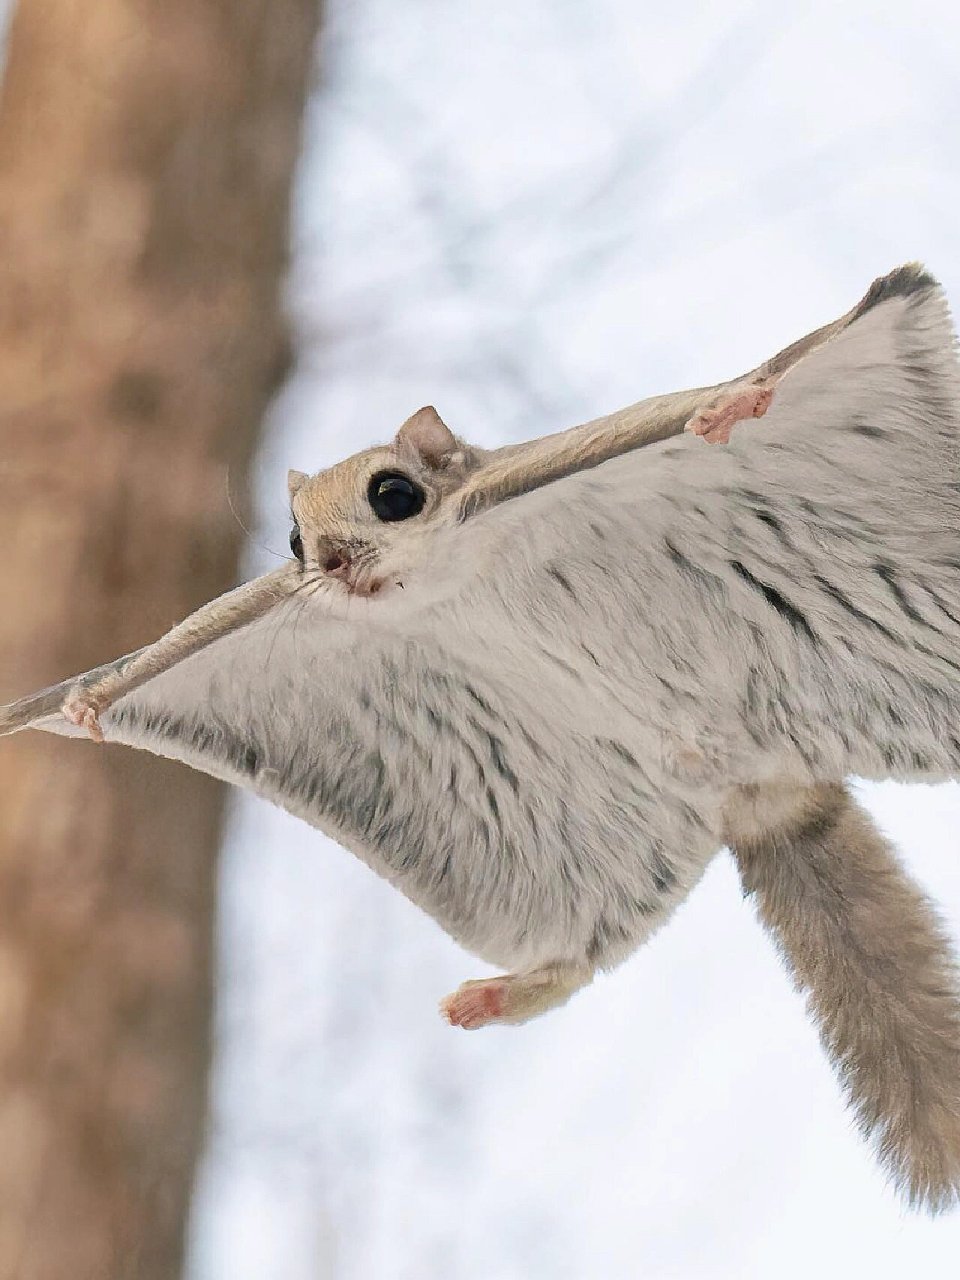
[287,406,480,598]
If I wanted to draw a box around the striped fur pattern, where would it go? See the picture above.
[2,264,958,1207]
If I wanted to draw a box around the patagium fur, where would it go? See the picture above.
[2,264,959,1209]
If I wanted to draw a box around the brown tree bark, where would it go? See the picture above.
[0,2,320,1276]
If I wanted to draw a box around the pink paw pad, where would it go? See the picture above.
[685,384,774,445]
[440,980,508,1030]
[62,697,104,743]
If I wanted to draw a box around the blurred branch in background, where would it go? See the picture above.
[0,2,320,1277]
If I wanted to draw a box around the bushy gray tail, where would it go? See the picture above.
[726,782,960,1213]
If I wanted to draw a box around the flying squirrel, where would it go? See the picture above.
[2,263,960,1211]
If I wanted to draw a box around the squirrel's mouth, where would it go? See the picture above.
[321,547,385,597]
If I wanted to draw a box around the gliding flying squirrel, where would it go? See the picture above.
[2,263,960,1211]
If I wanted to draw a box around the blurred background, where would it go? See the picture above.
[1,2,959,1278]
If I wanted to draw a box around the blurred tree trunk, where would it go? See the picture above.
[0,2,320,1277]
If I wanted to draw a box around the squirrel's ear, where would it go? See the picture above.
[395,406,458,469]
[287,469,308,501]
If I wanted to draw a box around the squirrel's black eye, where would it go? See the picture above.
[368,471,425,522]
[289,524,304,563]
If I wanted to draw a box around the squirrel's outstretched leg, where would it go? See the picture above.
[56,566,299,740]
[0,565,300,742]
[725,780,960,1214]
[440,962,593,1030]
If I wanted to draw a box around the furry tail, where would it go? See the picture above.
[725,782,960,1212]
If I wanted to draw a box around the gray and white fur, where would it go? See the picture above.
[2,264,959,1209]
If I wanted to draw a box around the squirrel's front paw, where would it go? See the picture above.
[62,694,104,743]
[685,383,774,445]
